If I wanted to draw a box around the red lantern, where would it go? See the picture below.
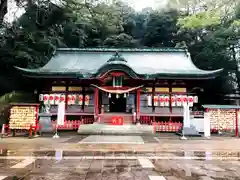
[78,94,83,105]
[43,94,49,104]
[55,94,60,105]
[60,95,65,102]
[182,96,187,106]
[49,94,55,105]
[85,95,89,106]
[154,96,158,106]
[160,96,164,106]
[171,96,176,106]
[176,95,182,106]
[188,96,194,107]
[67,95,72,105]
[164,95,169,106]
[71,94,76,104]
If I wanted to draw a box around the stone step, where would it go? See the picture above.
[78,124,153,135]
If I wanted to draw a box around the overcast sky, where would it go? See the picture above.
[5,0,166,23]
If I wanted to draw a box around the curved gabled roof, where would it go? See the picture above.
[15,48,223,79]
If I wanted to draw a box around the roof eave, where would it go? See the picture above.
[16,66,223,80]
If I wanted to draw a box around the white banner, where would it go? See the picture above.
[147,95,152,106]
[57,102,65,126]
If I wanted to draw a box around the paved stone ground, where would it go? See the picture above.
[1,151,240,179]
[1,134,240,179]
[79,135,145,144]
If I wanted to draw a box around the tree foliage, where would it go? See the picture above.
[0,0,239,104]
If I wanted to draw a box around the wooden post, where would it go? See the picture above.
[136,89,140,120]
[152,82,155,112]
[65,83,69,121]
[35,105,39,136]
[169,81,172,114]
[236,109,239,137]
[82,87,85,112]
[94,88,99,118]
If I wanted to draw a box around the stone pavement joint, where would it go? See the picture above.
[148,175,166,180]
[0,176,7,180]
[138,157,155,168]
[11,157,36,168]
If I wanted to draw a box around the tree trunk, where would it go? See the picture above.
[231,46,240,91]
[0,0,8,26]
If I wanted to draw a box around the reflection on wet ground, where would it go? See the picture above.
[3,149,240,160]
[2,134,240,179]
[1,149,240,179]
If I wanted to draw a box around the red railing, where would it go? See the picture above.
[140,116,152,124]
[153,121,183,133]
[1,124,40,138]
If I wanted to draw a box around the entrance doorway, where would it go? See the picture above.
[109,94,126,112]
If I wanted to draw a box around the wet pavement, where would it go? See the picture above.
[1,134,240,179]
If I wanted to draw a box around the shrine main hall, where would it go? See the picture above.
[16,48,223,131]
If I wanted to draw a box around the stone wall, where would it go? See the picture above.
[209,109,236,131]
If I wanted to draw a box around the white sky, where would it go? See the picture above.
[128,0,156,11]
[5,0,165,23]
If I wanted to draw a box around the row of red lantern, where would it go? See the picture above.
[147,95,198,107]
[39,94,90,105]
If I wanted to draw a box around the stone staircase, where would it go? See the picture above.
[99,113,133,124]
[77,124,153,135]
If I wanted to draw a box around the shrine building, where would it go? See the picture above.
[16,48,223,129]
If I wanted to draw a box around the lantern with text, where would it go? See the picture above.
[164,95,169,106]
[85,95,90,106]
[54,94,60,105]
[39,94,43,101]
[176,95,182,106]
[49,94,55,105]
[159,96,165,106]
[171,96,176,106]
[154,96,158,106]
[67,95,72,105]
[147,95,152,106]
[43,94,49,104]
[78,94,83,105]
[188,96,194,107]
[182,96,188,106]
[71,94,76,104]
[60,94,65,102]
[193,96,198,103]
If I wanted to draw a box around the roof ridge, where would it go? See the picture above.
[56,47,187,52]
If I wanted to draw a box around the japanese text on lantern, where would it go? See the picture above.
[9,106,36,129]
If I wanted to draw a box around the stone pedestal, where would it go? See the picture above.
[180,125,201,137]
[177,103,201,137]
[39,114,52,133]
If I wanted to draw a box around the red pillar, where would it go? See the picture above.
[236,109,239,137]
[169,81,172,113]
[35,105,39,134]
[94,88,99,117]
[65,85,69,121]
[137,89,140,119]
